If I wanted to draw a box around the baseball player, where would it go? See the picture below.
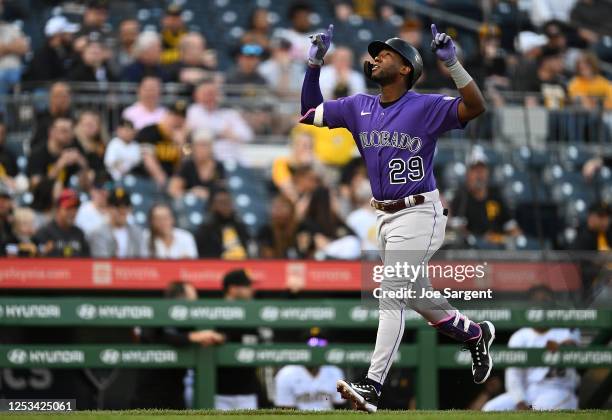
[482,327,580,411]
[299,24,495,412]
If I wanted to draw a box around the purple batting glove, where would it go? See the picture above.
[308,24,333,66]
[430,24,457,65]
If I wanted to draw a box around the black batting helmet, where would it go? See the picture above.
[364,38,423,89]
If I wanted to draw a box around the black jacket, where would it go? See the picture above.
[195,215,250,258]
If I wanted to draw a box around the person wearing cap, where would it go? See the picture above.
[274,327,345,410]
[167,128,225,199]
[132,280,225,409]
[160,3,187,66]
[186,80,254,162]
[0,6,28,95]
[75,172,110,236]
[226,43,267,90]
[166,32,217,87]
[133,100,188,186]
[122,76,167,130]
[22,15,79,82]
[88,187,143,258]
[214,269,262,410]
[258,37,304,98]
[32,189,90,257]
[75,0,111,41]
[104,118,140,181]
[573,202,611,251]
[67,32,117,83]
[27,117,89,212]
[451,149,521,245]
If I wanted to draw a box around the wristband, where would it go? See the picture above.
[445,58,472,89]
[308,58,324,66]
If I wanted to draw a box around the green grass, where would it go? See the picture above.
[1,410,609,420]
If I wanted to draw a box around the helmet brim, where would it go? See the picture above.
[367,40,409,65]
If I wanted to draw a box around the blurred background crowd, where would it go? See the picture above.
[0,0,611,260]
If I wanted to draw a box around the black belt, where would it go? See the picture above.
[370,195,426,213]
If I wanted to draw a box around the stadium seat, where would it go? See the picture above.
[497,106,548,148]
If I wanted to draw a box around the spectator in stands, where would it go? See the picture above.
[296,186,360,260]
[226,44,267,93]
[515,47,567,109]
[275,328,345,410]
[242,8,272,52]
[110,18,140,74]
[5,207,37,257]
[259,37,304,98]
[160,3,187,66]
[132,280,225,409]
[89,187,143,258]
[134,100,188,187]
[67,33,116,83]
[167,32,217,88]
[75,172,110,236]
[272,128,315,202]
[168,128,225,200]
[30,82,73,150]
[33,189,90,257]
[27,117,89,213]
[257,194,299,258]
[104,118,140,181]
[568,52,612,110]
[464,24,509,90]
[572,202,611,251]
[196,187,250,259]
[483,285,580,411]
[0,9,28,95]
[529,0,576,27]
[22,15,78,83]
[0,120,17,190]
[122,31,168,83]
[122,76,167,130]
[319,46,366,99]
[75,0,111,42]
[451,150,521,245]
[0,182,13,255]
[142,203,197,259]
[74,110,108,175]
[543,20,581,74]
[273,2,313,62]
[186,80,254,162]
[292,166,321,221]
[215,269,262,410]
[345,164,377,251]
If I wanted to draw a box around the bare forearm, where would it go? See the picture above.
[458,80,486,118]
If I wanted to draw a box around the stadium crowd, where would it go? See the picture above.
[0,0,611,259]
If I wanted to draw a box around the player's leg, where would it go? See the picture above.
[481,392,520,411]
[531,388,578,410]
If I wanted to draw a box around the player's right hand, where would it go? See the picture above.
[308,24,333,66]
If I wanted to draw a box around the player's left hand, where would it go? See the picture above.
[431,24,457,65]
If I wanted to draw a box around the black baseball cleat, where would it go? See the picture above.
[336,379,379,413]
[467,321,496,384]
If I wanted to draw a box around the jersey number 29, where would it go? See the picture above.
[389,157,424,184]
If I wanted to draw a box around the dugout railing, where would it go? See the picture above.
[1,298,610,409]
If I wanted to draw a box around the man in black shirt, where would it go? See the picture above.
[0,121,17,186]
[33,189,90,257]
[451,152,521,245]
[132,281,225,409]
[514,47,567,108]
[134,100,187,186]
[27,117,88,211]
[30,82,74,150]
[216,269,263,409]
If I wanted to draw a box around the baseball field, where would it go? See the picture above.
[0,410,608,419]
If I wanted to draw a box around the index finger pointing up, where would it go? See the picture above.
[327,24,334,37]
[431,24,438,37]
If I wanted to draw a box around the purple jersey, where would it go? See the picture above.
[319,91,465,200]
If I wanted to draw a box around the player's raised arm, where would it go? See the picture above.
[300,24,333,122]
[431,24,486,123]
